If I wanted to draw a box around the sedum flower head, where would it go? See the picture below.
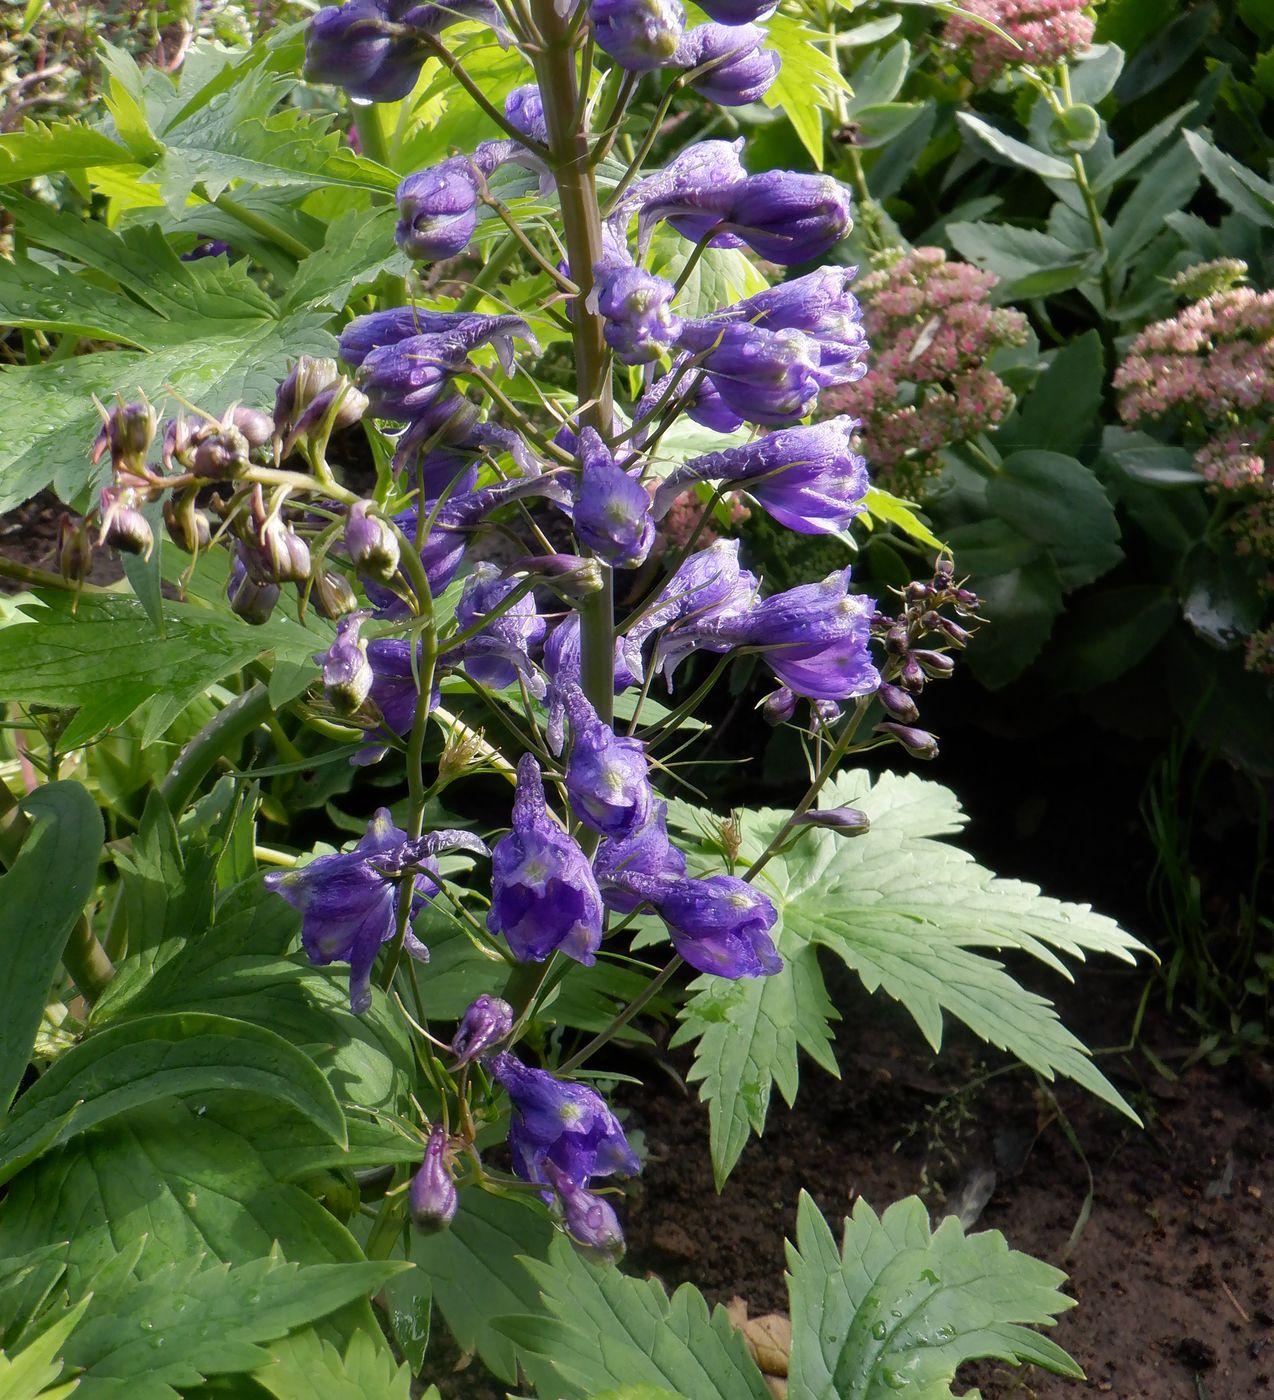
[943,0,1095,86]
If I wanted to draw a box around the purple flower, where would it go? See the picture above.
[696,0,776,22]
[729,172,853,265]
[357,334,467,421]
[451,562,547,695]
[546,1162,626,1260]
[655,418,868,534]
[304,0,424,102]
[572,428,656,569]
[589,0,685,70]
[661,568,880,701]
[409,1125,458,1232]
[227,545,280,625]
[563,686,652,838]
[617,871,782,977]
[675,23,780,106]
[345,501,401,581]
[264,811,488,1014]
[594,801,687,913]
[593,263,682,366]
[487,754,605,965]
[340,308,488,367]
[543,614,641,754]
[614,139,748,255]
[451,994,514,1066]
[505,84,547,144]
[318,612,374,713]
[181,238,232,261]
[489,1050,641,1188]
[395,158,481,261]
[679,321,822,424]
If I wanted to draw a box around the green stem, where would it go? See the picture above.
[558,955,681,1073]
[208,191,313,261]
[63,914,115,1003]
[458,233,520,310]
[160,682,272,813]
[352,102,392,174]
[0,555,93,593]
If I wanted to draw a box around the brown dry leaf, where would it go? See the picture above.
[726,1296,792,1398]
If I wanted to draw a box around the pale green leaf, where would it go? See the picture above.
[256,1328,414,1400]
[761,12,850,167]
[0,1296,90,1400]
[504,1235,770,1399]
[651,237,768,320]
[786,1192,1082,1399]
[281,207,410,314]
[1184,129,1274,227]
[0,120,131,184]
[863,487,945,552]
[957,113,1075,181]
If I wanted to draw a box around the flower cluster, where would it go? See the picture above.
[942,0,1095,86]
[820,247,1029,499]
[1115,282,1274,670]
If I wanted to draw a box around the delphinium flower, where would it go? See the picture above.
[589,0,686,70]
[264,811,489,1013]
[450,995,515,1066]
[1115,282,1274,670]
[942,0,1095,87]
[409,1125,459,1232]
[487,754,606,964]
[820,247,1028,499]
[673,23,780,106]
[572,428,657,566]
[562,685,653,837]
[451,561,548,695]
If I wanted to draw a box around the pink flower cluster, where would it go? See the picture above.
[1115,283,1274,673]
[821,247,1028,498]
[942,0,1095,85]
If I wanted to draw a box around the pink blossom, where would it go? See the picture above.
[943,0,1095,85]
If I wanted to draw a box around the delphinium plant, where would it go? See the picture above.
[0,2,1150,1394]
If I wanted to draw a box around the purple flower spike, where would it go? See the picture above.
[544,614,641,755]
[357,334,468,421]
[304,0,423,102]
[656,418,868,534]
[675,23,780,106]
[573,428,656,569]
[563,685,652,838]
[453,562,548,696]
[264,811,488,1014]
[546,1162,626,1261]
[593,263,682,366]
[410,1125,458,1232]
[614,139,748,255]
[489,1050,641,1189]
[451,994,515,1066]
[395,158,481,262]
[589,0,686,71]
[487,754,606,965]
[594,801,688,913]
[728,172,853,265]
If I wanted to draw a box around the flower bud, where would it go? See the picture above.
[877,682,918,723]
[900,657,926,693]
[285,382,369,458]
[548,1163,625,1263]
[57,513,93,584]
[98,487,154,558]
[504,555,605,598]
[92,398,157,475]
[275,356,341,432]
[936,616,971,647]
[395,159,480,262]
[589,0,685,71]
[913,649,954,679]
[192,425,251,480]
[676,23,780,106]
[572,428,655,569]
[761,686,796,725]
[728,171,853,265]
[885,625,909,655]
[794,806,870,836]
[505,84,547,144]
[228,548,281,625]
[257,516,312,584]
[312,568,360,619]
[344,501,401,582]
[181,238,233,261]
[163,414,196,472]
[163,494,212,554]
[875,722,938,760]
[229,405,275,449]
[450,994,514,1067]
[318,612,374,713]
[593,263,681,365]
[409,1126,458,1233]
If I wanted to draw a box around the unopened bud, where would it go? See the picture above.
[904,580,930,605]
[57,513,93,583]
[163,414,195,472]
[409,1126,458,1233]
[274,356,341,431]
[547,1164,624,1263]
[885,625,910,656]
[192,425,251,480]
[935,616,971,647]
[875,722,938,760]
[450,994,514,1067]
[900,657,926,693]
[228,548,280,625]
[344,501,401,582]
[163,493,212,554]
[317,613,373,713]
[98,487,154,558]
[312,568,359,619]
[719,812,743,866]
[229,405,275,449]
[761,686,797,726]
[284,382,369,459]
[93,398,157,474]
[913,649,954,679]
[503,555,604,598]
[794,806,870,836]
[877,682,918,722]
[254,515,311,584]
[933,557,954,587]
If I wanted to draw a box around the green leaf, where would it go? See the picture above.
[946,222,1097,298]
[1107,142,1200,270]
[0,1011,346,1187]
[956,113,1075,181]
[863,487,945,552]
[844,39,910,114]
[0,593,325,748]
[504,1235,771,1399]
[997,332,1104,459]
[280,207,411,314]
[0,120,131,184]
[0,783,103,1113]
[0,1296,90,1400]
[962,556,1064,688]
[256,1328,414,1400]
[1035,585,1177,691]
[410,1188,555,1384]
[1091,101,1196,192]
[1183,130,1274,228]
[761,12,850,166]
[987,450,1123,589]
[667,773,1143,1179]
[785,1192,1082,1399]
[651,237,768,320]
[61,1252,406,1400]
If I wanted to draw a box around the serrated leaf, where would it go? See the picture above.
[0,783,103,1113]
[504,1235,771,1399]
[256,1327,413,1400]
[61,1253,405,1400]
[0,1296,91,1400]
[0,1011,346,1187]
[761,12,850,166]
[667,773,1143,1180]
[410,1188,555,1384]
[786,1192,1082,1399]
[0,593,327,748]
[281,208,410,314]
[1184,129,1274,228]
[863,487,945,552]
[650,237,768,320]
[0,120,131,184]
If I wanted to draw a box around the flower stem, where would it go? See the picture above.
[558,954,682,1072]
